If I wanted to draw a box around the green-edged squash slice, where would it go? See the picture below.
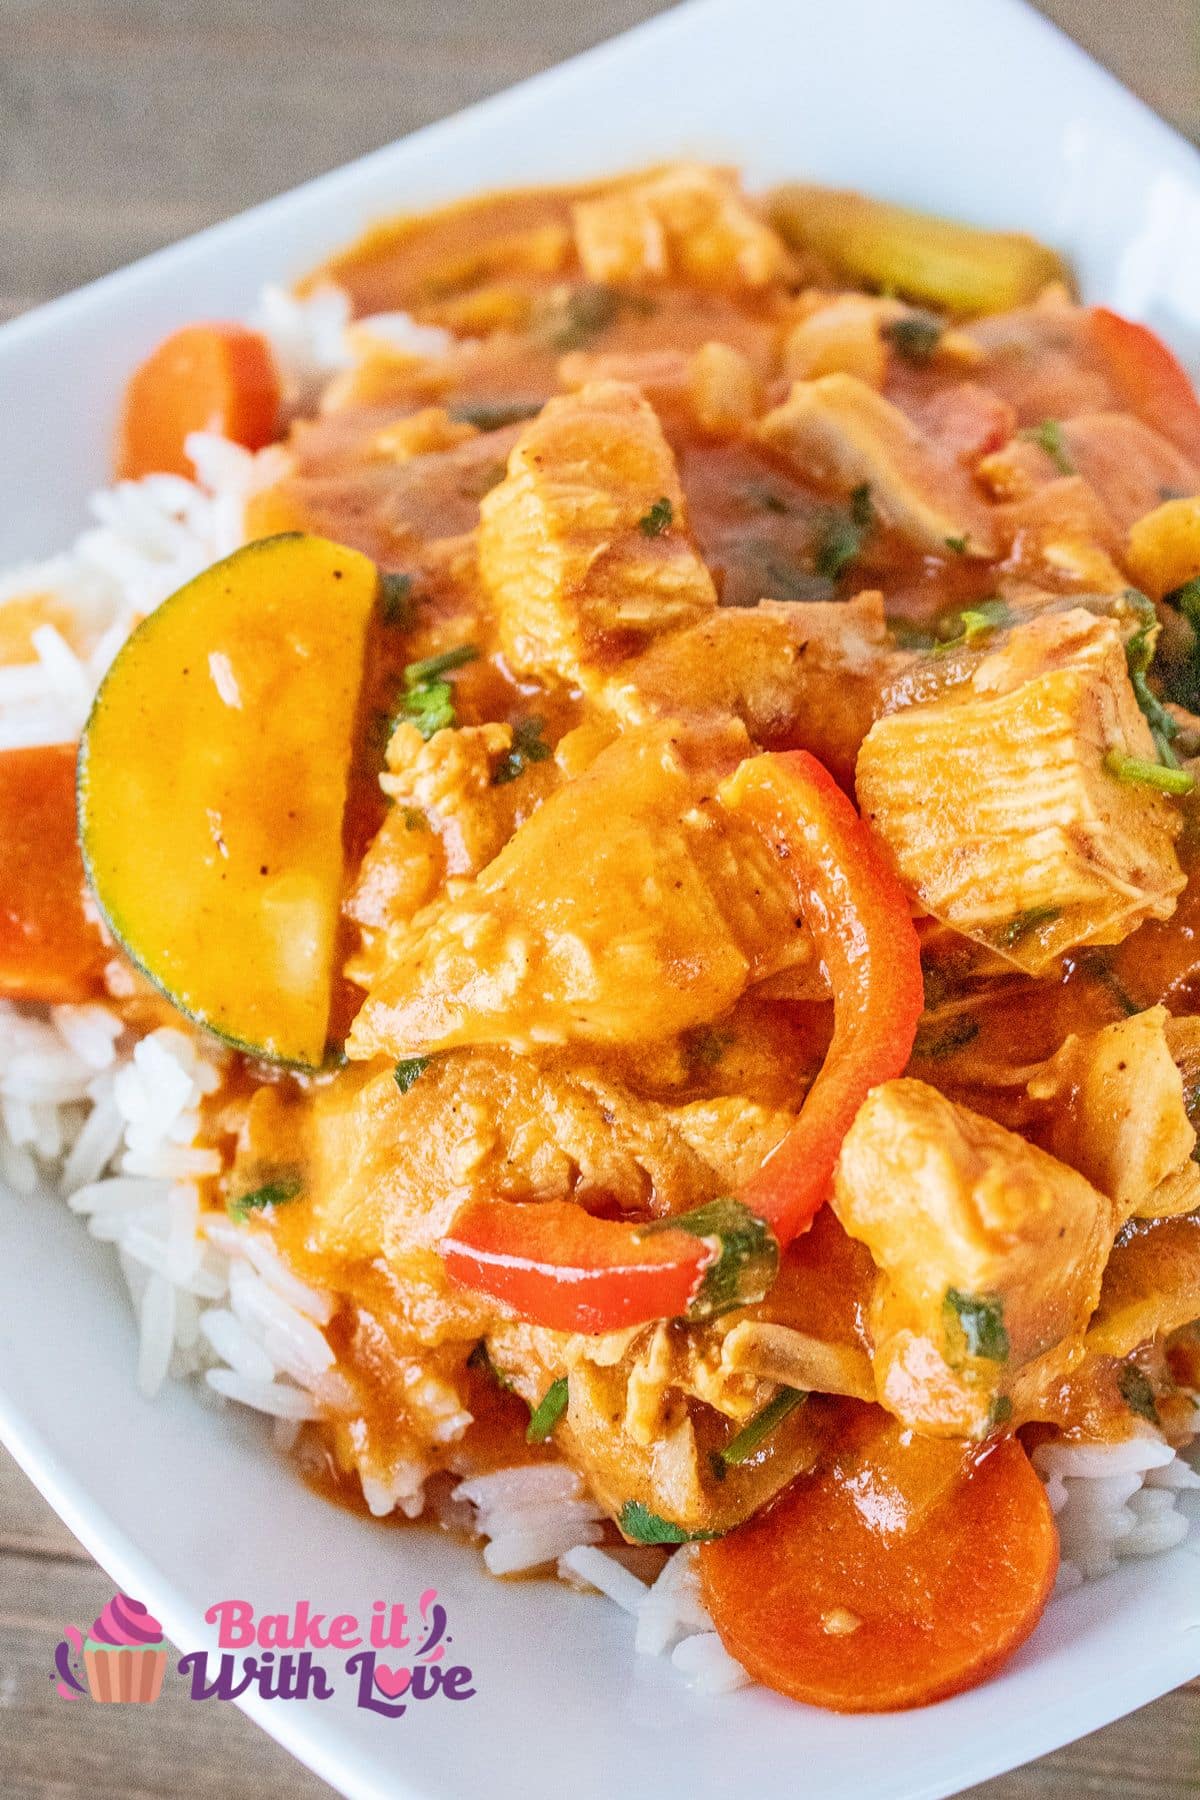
[78,533,378,1067]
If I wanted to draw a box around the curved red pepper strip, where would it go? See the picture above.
[1090,307,1200,465]
[441,749,923,1331]
[719,750,924,1245]
[441,1200,715,1336]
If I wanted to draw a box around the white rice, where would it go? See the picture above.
[2,277,1197,1702]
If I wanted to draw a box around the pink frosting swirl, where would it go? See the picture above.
[89,1594,164,1647]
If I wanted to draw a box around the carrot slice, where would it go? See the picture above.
[116,324,281,480]
[0,745,107,1002]
[699,1410,1058,1712]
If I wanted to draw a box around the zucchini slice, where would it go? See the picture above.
[78,533,378,1066]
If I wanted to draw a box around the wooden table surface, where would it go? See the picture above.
[2,1,1199,1794]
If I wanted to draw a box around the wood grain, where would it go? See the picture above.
[2,0,1199,1794]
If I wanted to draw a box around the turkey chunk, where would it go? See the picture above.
[478,380,717,687]
[348,721,819,1060]
[757,373,997,556]
[856,609,1185,974]
[1027,1006,1200,1223]
[833,1079,1114,1437]
[572,165,790,290]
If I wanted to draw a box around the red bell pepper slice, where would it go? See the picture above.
[719,750,924,1244]
[440,749,922,1332]
[441,1198,770,1337]
[1090,306,1200,465]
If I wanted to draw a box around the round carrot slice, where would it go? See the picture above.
[116,323,281,480]
[699,1422,1058,1712]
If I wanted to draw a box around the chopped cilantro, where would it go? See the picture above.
[449,398,544,430]
[933,596,1012,654]
[943,1289,1010,1363]
[539,284,624,351]
[379,571,415,627]
[228,1175,302,1222]
[912,1014,981,1060]
[525,1377,569,1444]
[986,1394,1014,1431]
[712,1387,806,1475]
[814,484,874,581]
[618,1501,721,1545]
[394,1056,430,1094]
[1021,418,1074,474]
[467,1339,517,1394]
[686,1026,735,1068]
[883,310,944,363]
[1117,1362,1161,1426]
[994,906,1060,950]
[492,715,553,786]
[1121,588,1181,765]
[1162,576,1200,712]
[638,496,674,537]
[402,644,480,739]
[1103,749,1195,796]
[636,1198,778,1322]
[944,534,970,555]
[743,482,791,514]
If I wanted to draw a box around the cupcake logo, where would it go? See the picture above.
[54,1595,169,1704]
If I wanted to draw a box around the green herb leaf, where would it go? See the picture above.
[993,905,1060,950]
[986,1394,1014,1431]
[618,1501,721,1545]
[944,534,969,555]
[933,596,1012,654]
[912,1014,981,1060]
[394,1056,430,1094]
[1117,1362,1161,1426]
[228,1175,303,1222]
[685,1026,735,1069]
[814,486,874,581]
[467,1339,517,1394]
[491,715,552,786]
[402,644,480,739]
[525,1376,569,1444]
[449,398,544,430]
[1103,748,1195,796]
[379,571,415,627]
[1021,418,1074,475]
[1162,576,1200,712]
[638,496,674,537]
[713,1387,806,1473]
[742,482,791,515]
[1120,588,1181,765]
[943,1288,1010,1363]
[637,1198,779,1322]
[539,283,622,351]
[883,310,944,363]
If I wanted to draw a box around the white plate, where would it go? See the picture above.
[2,1,1200,1794]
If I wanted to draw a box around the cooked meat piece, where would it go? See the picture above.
[348,720,822,1059]
[756,373,997,555]
[1086,1213,1200,1359]
[607,589,915,786]
[478,380,717,687]
[833,1078,1115,1436]
[856,609,1185,973]
[1026,1006,1200,1223]
[572,165,790,290]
